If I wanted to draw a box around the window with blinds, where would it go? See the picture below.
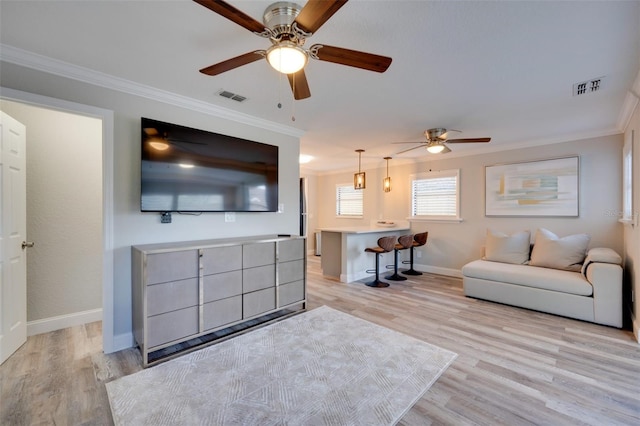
[336,184,364,217]
[622,132,633,221]
[410,169,460,219]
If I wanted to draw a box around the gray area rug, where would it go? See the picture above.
[106,305,457,425]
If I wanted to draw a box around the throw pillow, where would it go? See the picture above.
[484,229,531,264]
[530,228,590,271]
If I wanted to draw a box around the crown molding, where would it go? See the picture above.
[616,68,640,132]
[0,44,304,138]
[617,91,639,132]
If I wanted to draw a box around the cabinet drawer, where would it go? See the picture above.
[243,287,275,318]
[203,296,242,331]
[243,242,275,268]
[203,270,242,303]
[278,239,304,263]
[147,277,198,316]
[243,264,275,293]
[146,250,198,285]
[278,259,304,285]
[201,245,242,275]
[147,306,198,348]
[278,280,305,307]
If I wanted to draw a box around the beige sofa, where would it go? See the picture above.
[461,229,623,328]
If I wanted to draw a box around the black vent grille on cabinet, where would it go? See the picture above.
[218,90,247,102]
[573,77,605,96]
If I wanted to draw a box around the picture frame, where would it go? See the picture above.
[485,156,579,217]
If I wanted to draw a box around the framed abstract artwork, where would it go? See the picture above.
[485,156,579,217]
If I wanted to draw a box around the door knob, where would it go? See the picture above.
[21,241,35,250]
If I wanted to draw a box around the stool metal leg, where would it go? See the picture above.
[402,247,423,276]
[365,253,389,287]
[385,249,407,281]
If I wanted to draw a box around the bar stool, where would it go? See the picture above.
[402,231,428,276]
[364,236,397,288]
[385,234,414,281]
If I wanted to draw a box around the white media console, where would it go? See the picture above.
[132,235,306,367]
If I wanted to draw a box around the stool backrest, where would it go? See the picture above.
[398,234,414,249]
[414,232,428,246]
[377,236,397,252]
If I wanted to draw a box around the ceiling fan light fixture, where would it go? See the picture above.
[266,42,308,74]
[426,143,446,154]
[148,139,170,151]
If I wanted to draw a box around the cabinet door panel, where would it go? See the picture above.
[279,239,304,263]
[278,280,305,307]
[202,245,242,275]
[243,264,275,293]
[146,250,198,284]
[278,259,304,285]
[203,270,242,303]
[243,242,275,268]
[147,306,198,348]
[203,296,242,331]
[147,278,199,316]
[243,287,275,318]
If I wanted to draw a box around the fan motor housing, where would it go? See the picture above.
[263,2,304,42]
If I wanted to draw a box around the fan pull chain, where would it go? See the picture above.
[291,75,296,121]
[277,71,283,109]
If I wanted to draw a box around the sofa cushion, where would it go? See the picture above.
[530,228,590,272]
[462,260,593,296]
[484,229,531,264]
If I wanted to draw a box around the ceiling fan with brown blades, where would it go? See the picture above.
[194,0,392,100]
[394,128,491,155]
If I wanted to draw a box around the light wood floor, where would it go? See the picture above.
[2,256,639,425]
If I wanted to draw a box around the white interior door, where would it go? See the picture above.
[0,111,27,365]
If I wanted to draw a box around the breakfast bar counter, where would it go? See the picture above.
[319,222,410,283]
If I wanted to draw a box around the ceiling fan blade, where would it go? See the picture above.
[440,145,452,154]
[287,69,311,100]
[193,0,268,35]
[445,137,491,143]
[396,144,426,155]
[294,0,348,34]
[199,51,265,76]
[391,141,423,145]
[310,44,392,73]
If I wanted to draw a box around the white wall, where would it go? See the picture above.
[0,61,302,350]
[315,135,624,274]
[0,101,102,323]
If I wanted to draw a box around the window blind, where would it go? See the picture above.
[336,184,363,216]
[411,171,459,217]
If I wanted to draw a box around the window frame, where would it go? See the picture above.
[620,129,636,226]
[335,183,364,218]
[409,169,462,222]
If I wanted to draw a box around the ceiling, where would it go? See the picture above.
[1,1,639,173]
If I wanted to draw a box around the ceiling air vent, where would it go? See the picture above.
[573,76,605,96]
[218,90,247,102]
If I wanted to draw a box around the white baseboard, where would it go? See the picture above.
[27,308,102,336]
[414,263,463,278]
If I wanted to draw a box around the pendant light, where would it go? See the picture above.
[354,149,366,189]
[383,157,392,192]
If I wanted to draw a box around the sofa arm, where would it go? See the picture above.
[585,261,623,328]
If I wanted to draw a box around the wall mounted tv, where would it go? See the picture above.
[141,117,278,212]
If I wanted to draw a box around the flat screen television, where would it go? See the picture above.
[141,117,278,212]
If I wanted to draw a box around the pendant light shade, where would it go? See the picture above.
[354,149,366,189]
[383,156,392,192]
